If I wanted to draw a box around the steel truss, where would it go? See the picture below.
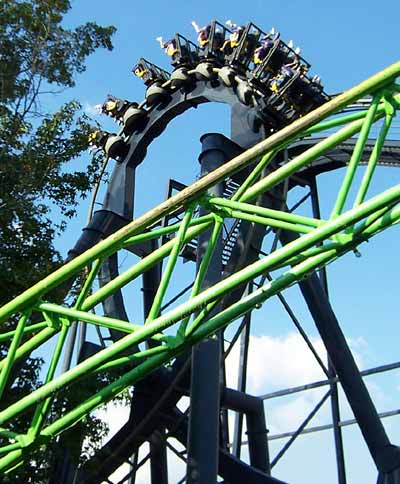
[0,63,400,483]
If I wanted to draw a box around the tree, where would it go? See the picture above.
[0,0,116,302]
[0,1,116,480]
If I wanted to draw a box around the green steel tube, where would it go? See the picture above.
[286,205,400,268]
[74,258,103,310]
[353,112,394,207]
[0,443,22,455]
[0,428,18,440]
[209,198,322,227]
[37,302,141,335]
[364,213,400,238]
[0,313,29,400]
[82,220,212,312]
[146,206,194,323]
[303,105,376,136]
[393,96,400,107]
[122,213,214,247]
[352,206,394,237]
[72,258,103,360]
[185,300,219,338]
[178,219,222,334]
[190,219,223,297]
[240,117,373,204]
[222,209,314,234]
[283,212,388,268]
[37,245,356,444]
[39,351,173,441]
[357,204,400,238]
[1,184,399,428]
[330,94,381,218]
[303,90,399,136]
[0,321,47,343]
[29,322,69,436]
[1,62,399,325]
[93,345,169,373]
[277,243,341,268]
[123,224,181,246]
[3,201,400,466]
[0,327,57,373]
[232,150,276,202]
[0,449,23,474]
[41,310,58,328]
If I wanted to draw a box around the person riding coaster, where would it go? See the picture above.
[269,61,298,94]
[103,95,122,114]
[253,28,280,64]
[156,36,178,57]
[220,20,244,53]
[133,63,149,79]
[191,21,211,47]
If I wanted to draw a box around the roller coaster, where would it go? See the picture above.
[1,19,400,484]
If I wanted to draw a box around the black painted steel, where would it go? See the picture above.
[222,388,269,474]
[149,429,169,484]
[274,218,400,474]
[173,407,286,484]
[187,133,227,484]
[187,340,221,484]
[231,302,251,460]
[297,274,400,473]
[309,176,347,484]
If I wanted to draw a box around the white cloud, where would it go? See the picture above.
[225,332,368,435]
[225,332,366,393]
[225,332,327,394]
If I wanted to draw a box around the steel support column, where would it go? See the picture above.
[297,274,400,474]
[187,339,221,483]
[141,242,168,484]
[149,429,168,484]
[223,388,270,473]
[232,285,252,459]
[275,215,400,474]
[187,133,228,484]
[309,176,347,484]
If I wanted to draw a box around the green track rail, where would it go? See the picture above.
[0,62,400,474]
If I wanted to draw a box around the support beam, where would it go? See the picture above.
[223,388,270,474]
[187,339,221,483]
[276,216,400,474]
[187,133,228,484]
[173,407,287,484]
[310,176,347,484]
[149,429,168,484]
[232,308,251,460]
[141,244,168,484]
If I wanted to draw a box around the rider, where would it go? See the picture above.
[220,20,244,53]
[156,36,178,58]
[133,62,149,79]
[254,29,280,65]
[270,60,298,94]
[191,21,211,47]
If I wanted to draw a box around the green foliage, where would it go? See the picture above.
[0,0,116,479]
[0,0,115,304]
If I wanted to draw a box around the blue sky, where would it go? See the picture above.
[44,1,400,482]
